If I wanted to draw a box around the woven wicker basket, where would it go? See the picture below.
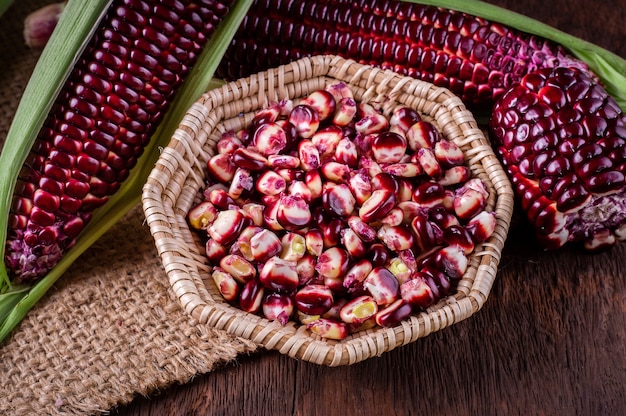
[142,55,514,366]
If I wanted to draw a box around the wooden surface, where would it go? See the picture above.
[112,1,626,415]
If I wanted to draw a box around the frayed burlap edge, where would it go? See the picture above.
[0,2,258,415]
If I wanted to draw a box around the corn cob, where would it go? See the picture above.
[216,0,591,107]
[490,66,626,250]
[4,0,235,283]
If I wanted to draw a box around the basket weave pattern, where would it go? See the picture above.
[142,55,514,366]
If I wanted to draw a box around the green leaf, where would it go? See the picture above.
[0,0,13,19]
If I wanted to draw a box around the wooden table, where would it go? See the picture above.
[113,1,626,414]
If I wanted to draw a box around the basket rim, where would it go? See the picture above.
[141,55,514,366]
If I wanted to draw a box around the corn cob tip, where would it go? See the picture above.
[490,66,626,250]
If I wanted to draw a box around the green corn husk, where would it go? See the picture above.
[416,0,626,111]
[0,0,12,19]
[0,0,252,342]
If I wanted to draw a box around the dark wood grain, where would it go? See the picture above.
[111,1,626,415]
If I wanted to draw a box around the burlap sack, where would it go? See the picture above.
[0,2,257,415]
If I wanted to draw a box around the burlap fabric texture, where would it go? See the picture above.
[0,1,258,415]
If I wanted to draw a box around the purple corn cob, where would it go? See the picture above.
[6,0,234,282]
[216,0,591,107]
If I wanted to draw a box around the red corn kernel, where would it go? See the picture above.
[288,180,314,203]
[262,292,294,326]
[412,181,446,208]
[347,215,377,242]
[382,162,423,178]
[301,89,336,121]
[335,137,359,167]
[326,82,353,101]
[267,154,300,169]
[341,228,366,258]
[333,97,358,126]
[211,268,240,303]
[276,194,312,230]
[207,209,245,245]
[355,109,389,135]
[207,153,236,183]
[359,156,383,178]
[320,161,351,183]
[320,218,344,248]
[205,187,237,210]
[307,318,348,340]
[263,198,285,232]
[252,122,288,155]
[343,258,374,291]
[305,228,324,257]
[371,131,407,163]
[295,284,335,315]
[232,225,264,261]
[436,245,469,279]
[298,139,321,170]
[340,295,378,324]
[220,254,257,283]
[315,247,350,279]
[428,205,461,229]
[188,201,218,230]
[387,257,413,285]
[239,279,265,314]
[216,134,243,155]
[280,232,307,262]
[417,147,443,178]
[364,267,400,306]
[250,229,282,262]
[241,202,265,227]
[377,224,415,252]
[296,254,317,285]
[367,243,391,267]
[390,107,422,134]
[371,172,399,195]
[228,167,254,200]
[381,207,405,227]
[406,120,440,150]
[312,125,343,156]
[348,170,373,205]
[411,211,444,253]
[232,147,268,171]
[322,183,356,218]
[359,189,396,222]
[276,168,301,183]
[289,104,320,138]
[400,273,436,309]
[443,225,475,255]
[375,299,413,327]
[304,169,323,199]
[259,256,300,292]
[255,170,287,196]
[421,266,452,297]
[453,186,487,221]
[466,210,498,242]
[205,239,228,264]
[434,140,465,168]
